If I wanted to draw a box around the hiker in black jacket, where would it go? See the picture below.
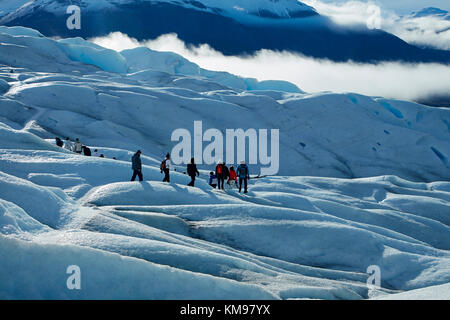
[82,146,92,156]
[55,137,63,148]
[187,158,200,187]
[222,161,230,181]
[131,150,143,182]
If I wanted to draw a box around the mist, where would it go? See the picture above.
[91,31,450,104]
[302,0,450,50]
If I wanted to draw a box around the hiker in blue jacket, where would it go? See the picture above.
[237,161,250,193]
[209,172,217,188]
[131,150,143,182]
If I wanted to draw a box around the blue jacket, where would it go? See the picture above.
[237,164,249,179]
[131,153,142,171]
[209,174,217,185]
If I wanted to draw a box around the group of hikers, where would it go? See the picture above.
[55,137,111,159]
[131,150,250,193]
[208,161,250,193]
[55,137,250,193]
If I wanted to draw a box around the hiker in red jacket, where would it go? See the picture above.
[215,160,225,190]
[227,166,237,188]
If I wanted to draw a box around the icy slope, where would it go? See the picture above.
[0,26,449,299]
[0,235,276,299]
[376,283,450,300]
[0,27,448,181]
[1,143,449,299]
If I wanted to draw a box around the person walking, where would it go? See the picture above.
[222,161,230,182]
[209,172,217,188]
[161,153,171,183]
[227,166,237,188]
[130,150,143,182]
[74,138,83,154]
[187,158,200,187]
[215,160,225,190]
[82,146,92,156]
[55,137,63,148]
[64,137,74,152]
[237,161,250,193]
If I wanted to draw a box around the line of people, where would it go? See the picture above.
[130,150,250,193]
[185,158,249,193]
[131,150,171,182]
[209,160,250,193]
[55,137,109,158]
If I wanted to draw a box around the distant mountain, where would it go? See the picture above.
[410,7,450,20]
[0,0,318,22]
[1,0,450,63]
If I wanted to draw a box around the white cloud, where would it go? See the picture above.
[303,0,383,26]
[305,0,450,15]
[386,15,450,50]
[302,0,450,50]
[91,32,450,103]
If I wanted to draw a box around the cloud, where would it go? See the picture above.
[91,32,450,104]
[302,0,450,50]
[302,0,383,26]
[386,15,450,50]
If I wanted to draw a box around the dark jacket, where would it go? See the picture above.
[131,153,142,171]
[187,163,199,177]
[83,146,91,156]
[222,165,230,179]
[237,164,249,179]
[55,138,63,147]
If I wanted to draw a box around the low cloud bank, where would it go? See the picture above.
[92,32,450,104]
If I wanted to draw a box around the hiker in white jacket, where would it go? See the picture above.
[64,138,74,152]
[161,153,171,183]
[74,138,83,154]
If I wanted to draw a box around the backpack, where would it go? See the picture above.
[238,165,248,177]
[160,159,167,171]
[216,164,222,174]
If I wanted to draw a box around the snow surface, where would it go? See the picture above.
[0,26,449,299]
[376,283,450,300]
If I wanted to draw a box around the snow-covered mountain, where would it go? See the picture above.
[0,26,449,299]
[0,0,318,21]
[1,0,450,63]
[410,7,450,20]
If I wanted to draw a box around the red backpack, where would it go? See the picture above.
[160,159,167,171]
[216,164,222,174]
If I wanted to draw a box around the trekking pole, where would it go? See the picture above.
[250,175,268,180]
